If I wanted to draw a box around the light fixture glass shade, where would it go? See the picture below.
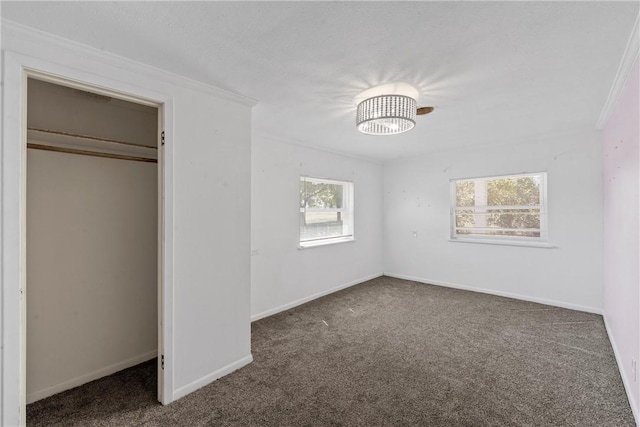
[356,94,416,135]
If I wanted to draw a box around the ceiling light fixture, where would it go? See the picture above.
[356,94,416,135]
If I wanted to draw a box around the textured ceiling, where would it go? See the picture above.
[2,1,638,161]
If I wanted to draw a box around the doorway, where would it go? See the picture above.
[24,77,165,407]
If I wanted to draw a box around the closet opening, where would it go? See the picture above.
[24,77,164,409]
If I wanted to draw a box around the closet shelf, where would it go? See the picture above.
[27,128,158,163]
[27,128,157,149]
[27,143,157,163]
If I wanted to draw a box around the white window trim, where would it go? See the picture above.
[447,238,556,248]
[299,176,354,248]
[298,236,355,249]
[449,172,550,247]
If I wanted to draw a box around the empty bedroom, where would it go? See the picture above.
[1,1,639,426]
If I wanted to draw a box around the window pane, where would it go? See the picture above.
[487,176,540,206]
[486,210,540,229]
[300,177,353,245]
[456,210,541,235]
[452,173,546,241]
[455,209,475,228]
[458,228,541,238]
[300,211,344,242]
[456,181,475,207]
[300,181,343,209]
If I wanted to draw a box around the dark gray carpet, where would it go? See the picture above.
[27,276,635,426]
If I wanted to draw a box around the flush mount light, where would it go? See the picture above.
[356,94,416,135]
[355,83,433,136]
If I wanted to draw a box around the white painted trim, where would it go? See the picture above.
[448,238,556,249]
[1,20,258,108]
[172,354,253,401]
[2,49,178,424]
[603,315,639,425]
[2,50,30,427]
[159,100,175,406]
[251,273,384,322]
[596,13,640,129]
[26,350,158,405]
[383,273,603,315]
[298,237,355,249]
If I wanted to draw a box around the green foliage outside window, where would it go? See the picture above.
[454,174,543,238]
[300,178,351,243]
[300,180,343,209]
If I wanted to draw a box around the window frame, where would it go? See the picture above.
[299,176,355,248]
[449,172,550,247]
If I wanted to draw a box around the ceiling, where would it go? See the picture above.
[2,1,638,161]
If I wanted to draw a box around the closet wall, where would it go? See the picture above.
[26,79,159,403]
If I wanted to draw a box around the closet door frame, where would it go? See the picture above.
[2,51,175,426]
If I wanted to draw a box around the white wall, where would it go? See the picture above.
[26,149,158,403]
[2,21,254,425]
[171,90,252,398]
[383,129,604,312]
[251,135,383,319]
[603,56,639,421]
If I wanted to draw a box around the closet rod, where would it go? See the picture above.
[27,143,157,164]
[27,128,158,150]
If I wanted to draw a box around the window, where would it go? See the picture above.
[299,176,354,247]
[450,172,547,244]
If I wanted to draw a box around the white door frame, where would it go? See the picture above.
[2,51,175,426]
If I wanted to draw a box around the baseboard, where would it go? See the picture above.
[603,315,639,425]
[172,354,253,401]
[26,349,157,404]
[250,272,384,322]
[383,272,603,315]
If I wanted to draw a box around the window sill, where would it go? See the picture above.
[448,238,556,249]
[298,237,355,249]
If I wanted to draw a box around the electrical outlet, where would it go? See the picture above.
[632,358,637,382]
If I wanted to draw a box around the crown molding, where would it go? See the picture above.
[1,19,259,108]
[596,13,639,130]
